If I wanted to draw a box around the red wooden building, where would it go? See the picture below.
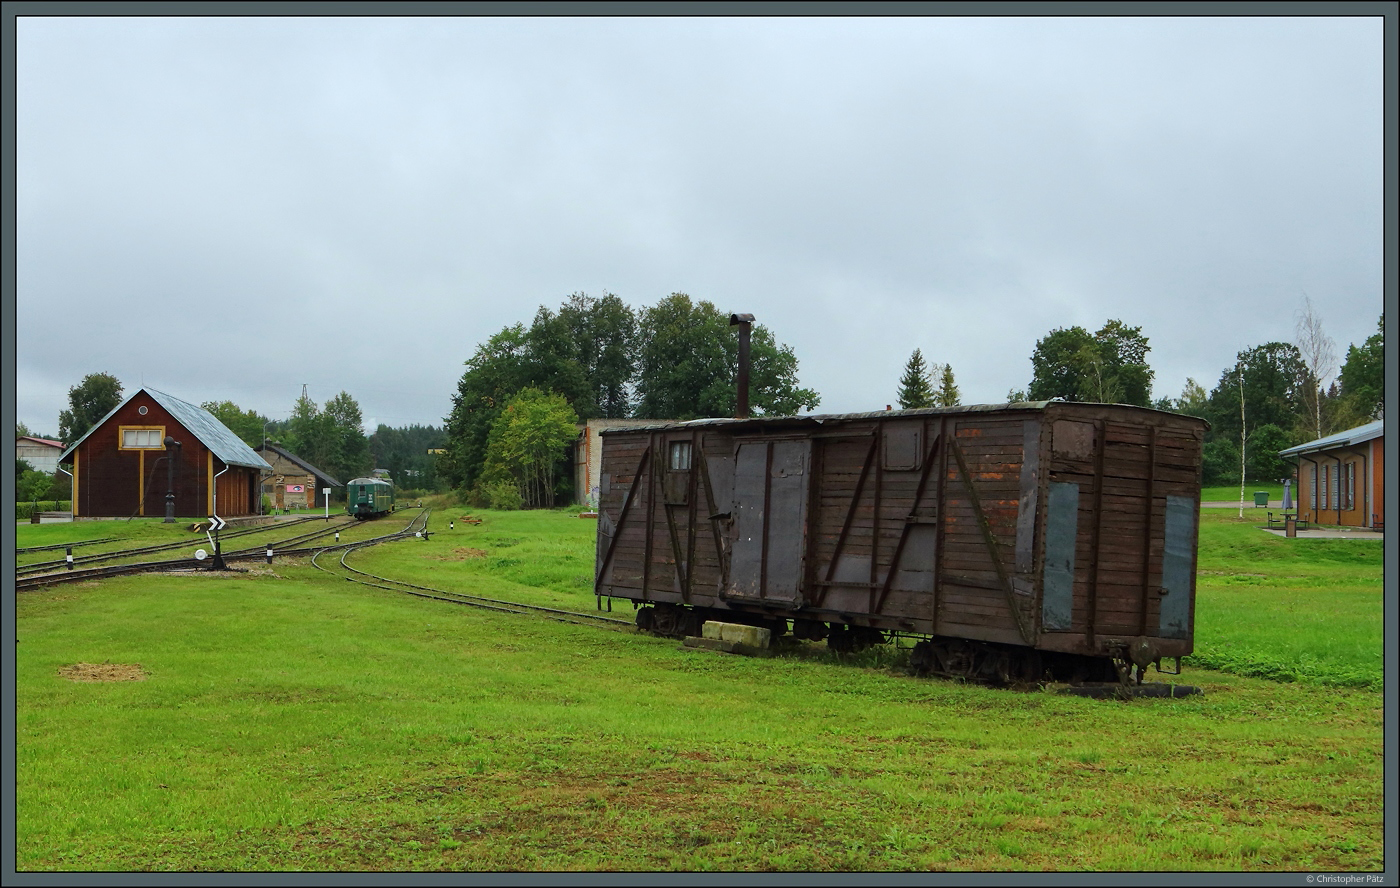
[57,388,272,519]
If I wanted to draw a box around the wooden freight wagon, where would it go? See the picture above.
[594,402,1208,683]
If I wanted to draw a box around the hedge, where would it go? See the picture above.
[15,501,73,521]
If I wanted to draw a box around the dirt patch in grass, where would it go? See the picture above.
[440,548,489,560]
[58,662,148,682]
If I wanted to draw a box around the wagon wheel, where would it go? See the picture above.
[650,605,678,637]
[636,607,656,633]
[676,608,701,639]
[827,625,854,654]
[909,641,934,675]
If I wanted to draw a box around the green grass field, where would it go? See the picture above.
[1200,484,1287,503]
[13,506,1386,872]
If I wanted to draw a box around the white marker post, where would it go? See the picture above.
[323,488,330,520]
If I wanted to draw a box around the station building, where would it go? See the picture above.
[254,443,342,511]
[57,388,272,519]
[1279,420,1384,530]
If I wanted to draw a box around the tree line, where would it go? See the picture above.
[1004,307,1383,486]
[22,374,448,500]
[439,291,819,507]
[23,298,1383,508]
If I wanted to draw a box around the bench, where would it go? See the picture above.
[29,511,73,524]
[1265,512,1309,531]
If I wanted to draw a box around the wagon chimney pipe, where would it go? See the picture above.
[729,313,754,419]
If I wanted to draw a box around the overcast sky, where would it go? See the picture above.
[12,14,1386,438]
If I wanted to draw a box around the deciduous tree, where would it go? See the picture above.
[58,372,123,443]
[283,390,371,485]
[477,388,579,509]
[1293,295,1337,439]
[1338,313,1383,421]
[201,400,271,449]
[1202,342,1308,445]
[634,293,818,420]
[1025,320,1154,407]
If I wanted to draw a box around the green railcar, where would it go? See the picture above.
[346,477,395,519]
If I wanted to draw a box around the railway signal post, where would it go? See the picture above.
[208,515,228,569]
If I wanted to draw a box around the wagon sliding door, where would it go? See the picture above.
[725,438,811,608]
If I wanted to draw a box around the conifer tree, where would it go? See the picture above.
[897,349,935,409]
[934,363,961,407]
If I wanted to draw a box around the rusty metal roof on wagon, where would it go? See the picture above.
[58,387,273,470]
[596,401,1204,434]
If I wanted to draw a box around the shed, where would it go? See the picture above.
[17,436,65,475]
[254,443,342,510]
[57,388,272,519]
[575,418,672,507]
[1278,420,1384,529]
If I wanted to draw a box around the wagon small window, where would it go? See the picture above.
[669,441,692,471]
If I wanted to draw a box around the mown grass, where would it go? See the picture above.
[1200,484,1286,503]
[13,506,1386,872]
[1189,508,1383,690]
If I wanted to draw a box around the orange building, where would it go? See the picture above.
[1279,420,1384,530]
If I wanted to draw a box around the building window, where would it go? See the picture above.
[1320,465,1329,510]
[669,440,692,471]
[1331,464,1340,511]
[1345,462,1355,511]
[1311,465,1318,510]
[119,426,165,449]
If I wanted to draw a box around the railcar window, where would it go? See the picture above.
[669,441,692,471]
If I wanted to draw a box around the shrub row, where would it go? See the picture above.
[15,501,73,521]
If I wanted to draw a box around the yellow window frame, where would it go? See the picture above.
[118,425,167,450]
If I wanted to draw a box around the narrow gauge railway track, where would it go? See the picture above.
[15,507,420,591]
[17,537,122,554]
[16,514,357,576]
[312,518,635,633]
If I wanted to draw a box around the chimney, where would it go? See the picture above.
[729,313,755,419]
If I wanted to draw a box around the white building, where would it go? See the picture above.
[16,436,65,475]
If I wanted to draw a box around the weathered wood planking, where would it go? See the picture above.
[596,402,1205,659]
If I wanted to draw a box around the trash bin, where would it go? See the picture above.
[1254,491,1269,507]
[1285,515,1297,538]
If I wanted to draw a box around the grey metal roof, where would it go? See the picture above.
[1278,420,1384,458]
[58,387,272,470]
[255,443,342,486]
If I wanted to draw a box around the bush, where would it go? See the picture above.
[467,480,522,511]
